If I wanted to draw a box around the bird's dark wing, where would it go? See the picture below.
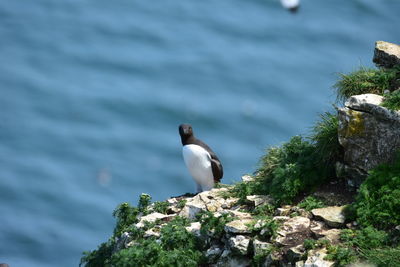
[193,139,223,182]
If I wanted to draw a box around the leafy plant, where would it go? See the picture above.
[198,211,233,239]
[352,155,400,230]
[298,196,326,211]
[325,245,357,267]
[153,201,169,214]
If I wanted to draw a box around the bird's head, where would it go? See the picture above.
[179,124,194,144]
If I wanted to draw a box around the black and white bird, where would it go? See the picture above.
[280,0,300,13]
[179,124,223,192]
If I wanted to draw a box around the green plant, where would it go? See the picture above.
[360,246,400,267]
[382,90,400,110]
[309,112,341,166]
[303,239,317,250]
[334,67,398,102]
[109,216,205,267]
[252,203,275,216]
[298,196,326,211]
[138,193,152,213]
[80,241,113,267]
[352,155,400,230]
[113,202,139,237]
[176,199,187,209]
[325,245,357,267]
[153,201,169,214]
[256,136,334,204]
[198,211,233,239]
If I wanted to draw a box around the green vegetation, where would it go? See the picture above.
[298,196,326,211]
[351,154,400,230]
[110,216,204,267]
[153,201,169,214]
[198,211,233,239]
[334,66,399,102]
[382,90,400,110]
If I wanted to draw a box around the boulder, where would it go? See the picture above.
[373,40,400,68]
[215,250,251,267]
[135,212,172,228]
[224,219,254,234]
[287,244,306,263]
[338,94,400,186]
[246,195,273,207]
[228,235,251,255]
[179,195,207,220]
[253,239,273,256]
[185,222,202,237]
[206,245,223,262]
[276,217,311,246]
[311,206,346,228]
[304,248,334,267]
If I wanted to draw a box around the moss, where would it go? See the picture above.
[343,110,365,137]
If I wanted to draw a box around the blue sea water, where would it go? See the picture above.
[0,0,399,266]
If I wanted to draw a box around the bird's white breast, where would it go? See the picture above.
[182,144,214,191]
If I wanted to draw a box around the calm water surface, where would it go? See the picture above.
[0,0,399,266]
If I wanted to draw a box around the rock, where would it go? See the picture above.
[224,219,254,234]
[276,217,311,246]
[185,222,202,237]
[246,195,273,207]
[114,232,131,252]
[296,261,305,267]
[373,40,400,68]
[263,251,281,267]
[318,229,341,244]
[228,210,253,220]
[221,197,240,209]
[338,94,400,186]
[276,205,292,216]
[206,245,223,262]
[253,239,273,256]
[310,221,326,236]
[215,250,251,267]
[179,195,207,220]
[135,212,172,228]
[241,174,254,182]
[228,235,251,255]
[304,248,334,267]
[287,244,306,263]
[144,228,161,238]
[273,216,290,222]
[311,206,346,228]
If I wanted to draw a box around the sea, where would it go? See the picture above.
[0,0,399,266]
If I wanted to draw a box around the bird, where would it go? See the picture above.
[280,0,300,13]
[179,124,223,192]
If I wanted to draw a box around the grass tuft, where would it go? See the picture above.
[382,90,400,110]
[334,67,398,102]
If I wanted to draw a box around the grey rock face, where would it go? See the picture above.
[224,219,254,234]
[338,94,400,186]
[373,40,400,68]
[275,216,311,246]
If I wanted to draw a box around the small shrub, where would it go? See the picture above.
[176,199,187,209]
[382,90,400,110]
[325,245,357,267]
[252,203,276,216]
[112,202,139,237]
[303,239,317,250]
[153,201,169,214]
[198,211,233,239]
[80,241,113,267]
[298,196,326,211]
[138,193,152,213]
[256,136,334,204]
[334,67,398,102]
[352,155,400,230]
